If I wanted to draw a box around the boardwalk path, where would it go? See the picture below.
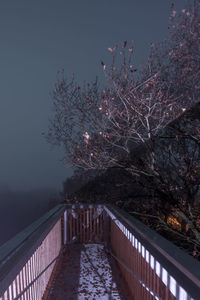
[46,244,124,300]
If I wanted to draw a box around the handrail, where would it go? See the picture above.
[105,204,200,300]
[0,204,65,296]
[0,204,64,264]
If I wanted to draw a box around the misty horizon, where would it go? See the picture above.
[0,185,61,246]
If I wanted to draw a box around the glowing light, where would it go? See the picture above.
[83,132,90,144]
[162,268,168,285]
[170,276,177,297]
[167,216,182,232]
[155,261,160,277]
[179,287,187,300]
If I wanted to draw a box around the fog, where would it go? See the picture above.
[0,185,60,246]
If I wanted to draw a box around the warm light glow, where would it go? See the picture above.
[167,216,189,232]
[167,216,182,231]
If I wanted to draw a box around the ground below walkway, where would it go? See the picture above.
[46,244,125,300]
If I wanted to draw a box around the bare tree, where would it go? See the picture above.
[47,42,186,174]
[146,0,200,108]
[143,105,200,244]
[46,0,200,186]
[46,0,200,256]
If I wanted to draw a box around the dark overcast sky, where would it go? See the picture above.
[0,0,187,192]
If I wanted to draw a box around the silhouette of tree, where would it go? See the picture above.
[46,0,200,255]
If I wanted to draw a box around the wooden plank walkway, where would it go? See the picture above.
[45,244,125,300]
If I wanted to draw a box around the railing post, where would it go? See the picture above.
[103,210,110,249]
[63,210,68,245]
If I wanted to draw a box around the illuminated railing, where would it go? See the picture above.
[105,205,200,300]
[0,205,64,300]
[0,204,200,300]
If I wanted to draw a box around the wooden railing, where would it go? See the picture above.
[0,204,200,300]
[0,205,64,300]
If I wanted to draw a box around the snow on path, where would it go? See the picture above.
[78,244,121,299]
[47,244,123,300]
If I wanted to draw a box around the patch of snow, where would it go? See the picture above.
[78,244,121,299]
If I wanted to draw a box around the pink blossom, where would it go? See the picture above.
[171,10,176,17]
